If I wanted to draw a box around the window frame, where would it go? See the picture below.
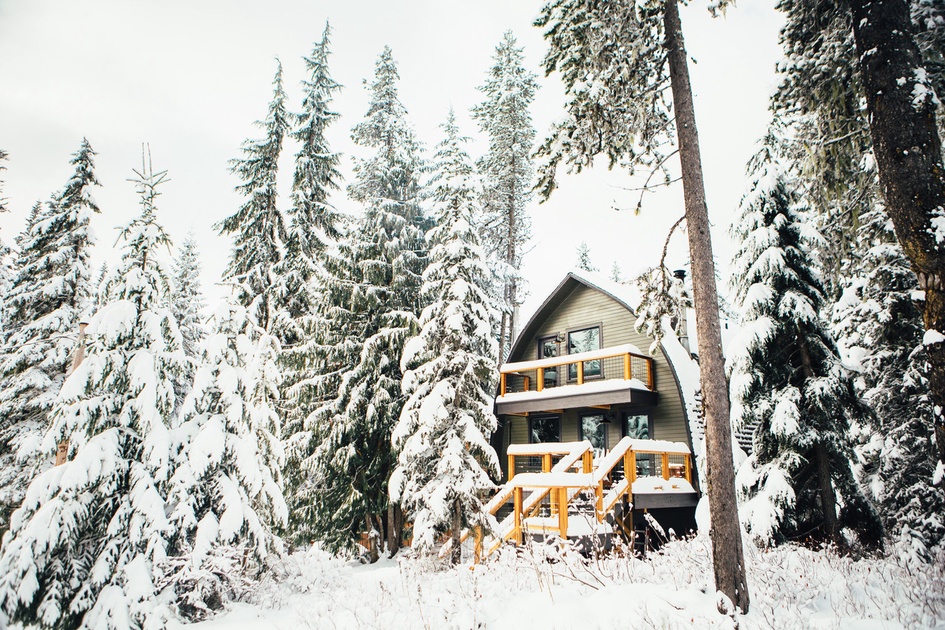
[537,334,560,389]
[566,324,603,382]
[579,412,608,452]
[528,413,562,444]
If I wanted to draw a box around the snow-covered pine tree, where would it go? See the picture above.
[728,147,882,549]
[389,110,500,564]
[833,203,945,561]
[170,233,206,413]
[470,31,537,361]
[0,139,100,536]
[218,60,289,334]
[162,298,286,621]
[0,156,185,630]
[280,23,344,542]
[171,232,206,362]
[609,261,624,284]
[575,241,597,273]
[307,47,427,559]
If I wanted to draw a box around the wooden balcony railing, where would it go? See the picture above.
[498,343,654,396]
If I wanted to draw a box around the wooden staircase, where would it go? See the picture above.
[442,437,697,561]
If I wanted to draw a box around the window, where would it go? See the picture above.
[624,414,649,440]
[530,414,560,444]
[624,413,652,476]
[538,336,559,389]
[580,413,608,455]
[567,326,601,380]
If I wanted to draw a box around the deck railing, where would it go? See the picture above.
[498,344,654,396]
[442,438,693,561]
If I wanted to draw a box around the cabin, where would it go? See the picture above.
[475,270,703,556]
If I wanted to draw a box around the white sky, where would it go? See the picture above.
[0,0,784,322]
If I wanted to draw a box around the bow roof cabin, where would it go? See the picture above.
[481,270,704,553]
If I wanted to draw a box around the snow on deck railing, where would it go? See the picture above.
[498,343,654,396]
[465,438,694,560]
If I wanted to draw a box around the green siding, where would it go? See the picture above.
[510,284,691,449]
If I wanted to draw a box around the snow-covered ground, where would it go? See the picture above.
[176,535,945,629]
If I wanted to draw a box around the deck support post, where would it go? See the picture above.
[624,353,631,380]
[513,486,523,545]
[558,486,568,538]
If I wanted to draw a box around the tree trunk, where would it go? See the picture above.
[664,0,750,613]
[387,503,401,557]
[366,515,379,564]
[451,499,462,565]
[849,0,945,469]
[796,327,841,542]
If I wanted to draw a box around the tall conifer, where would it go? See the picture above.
[218,61,289,333]
[471,32,537,361]
[0,139,100,534]
[0,157,185,630]
[280,24,344,541]
[308,47,426,558]
[728,148,881,548]
[390,111,500,564]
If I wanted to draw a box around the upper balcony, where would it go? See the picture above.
[496,343,657,415]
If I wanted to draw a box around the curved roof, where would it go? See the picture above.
[509,269,643,361]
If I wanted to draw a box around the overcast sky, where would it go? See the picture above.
[0,0,784,321]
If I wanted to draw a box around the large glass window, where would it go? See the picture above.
[530,415,560,444]
[538,336,559,389]
[580,413,608,455]
[568,326,601,380]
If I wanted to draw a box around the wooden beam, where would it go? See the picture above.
[558,487,569,538]
[513,487,523,545]
[624,352,631,380]
[536,368,543,392]
[589,404,611,410]
[500,372,507,397]
[577,361,584,385]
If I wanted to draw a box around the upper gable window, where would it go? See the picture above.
[567,325,601,380]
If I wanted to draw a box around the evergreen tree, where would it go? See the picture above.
[161,299,286,621]
[536,0,749,610]
[170,232,206,417]
[471,31,537,361]
[0,158,185,630]
[280,23,344,540]
[575,241,597,272]
[218,61,289,333]
[307,47,426,559]
[728,148,881,549]
[389,111,500,564]
[833,204,945,561]
[171,232,206,361]
[0,139,100,535]
[771,0,945,556]
[609,261,624,284]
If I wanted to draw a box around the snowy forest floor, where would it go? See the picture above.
[176,535,945,629]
